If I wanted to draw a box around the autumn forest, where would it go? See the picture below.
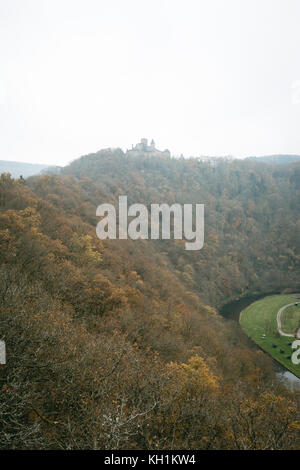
[0,149,299,450]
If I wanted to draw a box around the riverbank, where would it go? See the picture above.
[240,295,300,378]
[219,293,300,389]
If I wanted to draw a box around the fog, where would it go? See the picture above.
[1,0,300,165]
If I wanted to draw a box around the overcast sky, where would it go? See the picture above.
[1,0,300,165]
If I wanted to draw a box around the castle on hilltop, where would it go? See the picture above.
[126,138,170,158]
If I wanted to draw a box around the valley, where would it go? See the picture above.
[0,151,299,449]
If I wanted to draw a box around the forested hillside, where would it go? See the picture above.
[0,151,299,450]
[62,150,300,306]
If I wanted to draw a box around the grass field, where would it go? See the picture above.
[281,304,300,335]
[240,294,300,378]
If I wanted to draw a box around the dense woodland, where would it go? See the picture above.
[0,150,299,449]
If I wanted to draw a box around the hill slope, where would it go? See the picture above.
[0,151,299,450]
[61,149,300,307]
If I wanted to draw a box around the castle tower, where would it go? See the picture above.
[140,138,148,150]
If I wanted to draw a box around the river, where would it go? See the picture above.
[219,293,300,391]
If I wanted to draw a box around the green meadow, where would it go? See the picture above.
[281,304,300,335]
[240,294,300,378]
